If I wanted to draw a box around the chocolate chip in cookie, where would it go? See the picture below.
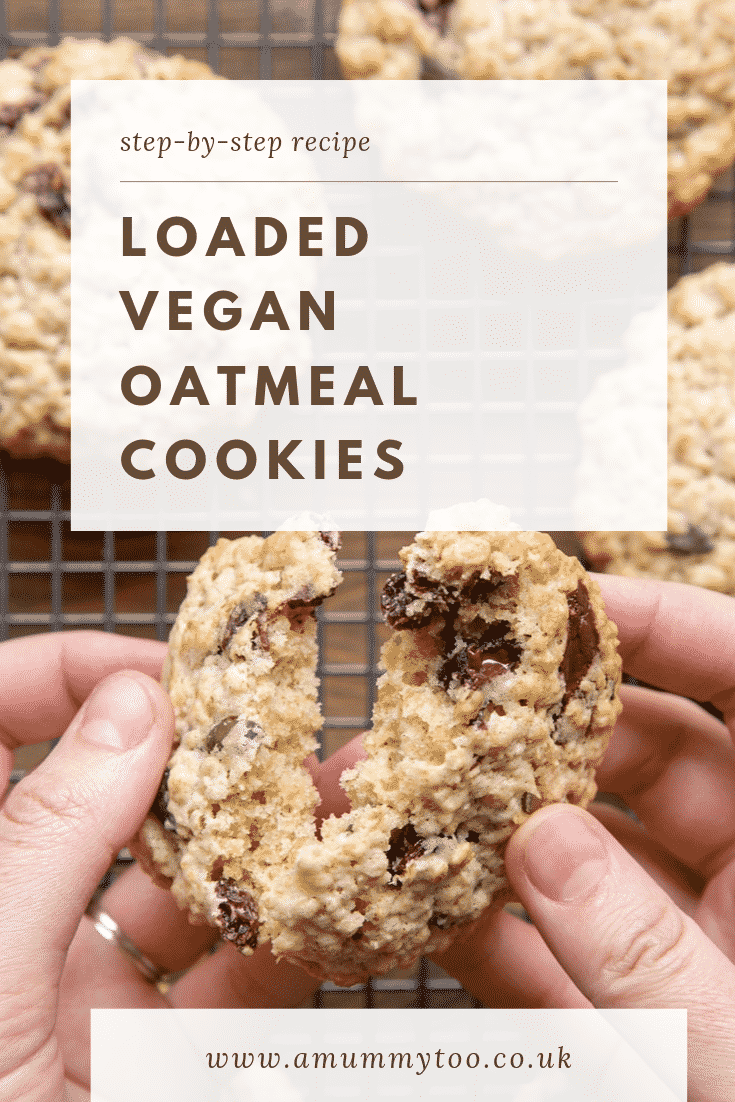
[219,594,268,654]
[521,792,542,814]
[385,823,426,885]
[319,531,341,552]
[150,767,177,832]
[205,716,240,752]
[665,525,715,556]
[215,878,261,951]
[438,620,522,691]
[22,163,71,237]
[0,94,45,131]
[560,581,598,707]
[382,571,440,630]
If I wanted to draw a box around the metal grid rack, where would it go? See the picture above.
[1,0,735,1010]
[0,0,342,79]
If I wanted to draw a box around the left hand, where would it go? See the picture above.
[0,632,322,1102]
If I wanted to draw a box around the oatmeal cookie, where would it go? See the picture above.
[0,37,218,460]
[581,262,735,593]
[132,529,342,894]
[135,528,620,986]
[336,0,735,218]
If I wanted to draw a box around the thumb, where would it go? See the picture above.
[0,672,173,1061]
[505,804,735,1098]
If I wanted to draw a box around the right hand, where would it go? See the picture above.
[434,575,735,1102]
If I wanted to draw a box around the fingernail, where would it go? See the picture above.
[78,674,155,751]
[521,810,609,903]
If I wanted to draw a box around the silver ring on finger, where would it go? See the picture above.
[85,899,166,985]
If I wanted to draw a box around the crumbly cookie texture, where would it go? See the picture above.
[582,262,735,593]
[337,0,735,217]
[131,529,342,894]
[0,37,218,460]
[135,529,621,986]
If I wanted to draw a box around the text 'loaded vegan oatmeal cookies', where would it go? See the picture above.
[134,529,621,986]
[582,262,735,594]
[0,37,218,461]
[336,0,735,218]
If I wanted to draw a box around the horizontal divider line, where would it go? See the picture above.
[119,179,619,184]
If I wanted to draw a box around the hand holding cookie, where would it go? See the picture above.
[4,574,735,1102]
[0,632,324,1101]
[432,576,735,1101]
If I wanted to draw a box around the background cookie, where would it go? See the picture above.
[336,0,735,218]
[136,529,621,986]
[0,37,217,461]
[581,262,735,593]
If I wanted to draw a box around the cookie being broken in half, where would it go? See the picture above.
[134,529,621,985]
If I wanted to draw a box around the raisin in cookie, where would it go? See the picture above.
[135,529,620,985]
[581,262,735,593]
[337,0,735,218]
[0,37,218,461]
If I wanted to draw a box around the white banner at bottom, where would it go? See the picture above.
[91,1007,686,1101]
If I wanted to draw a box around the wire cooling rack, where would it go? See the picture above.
[1,0,735,1009]
[0,0,341,78]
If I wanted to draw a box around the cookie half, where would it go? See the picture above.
[132,529,342,902]
[581,262,735,593]
[136,529,621,985]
